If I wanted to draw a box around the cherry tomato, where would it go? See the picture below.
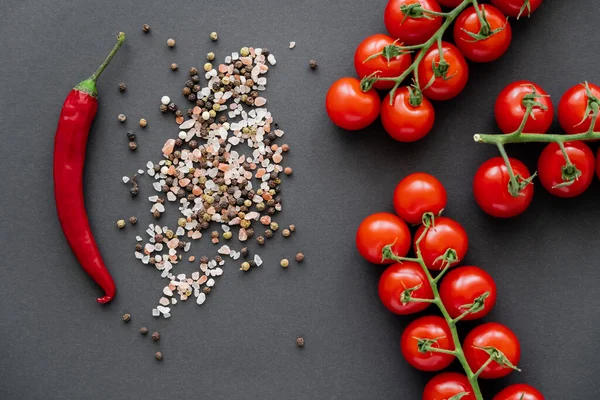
[326,77,381,131]
[495,81,554,134]
[414,217,468,270]
[400,315,455,372]
[437,0,463,7]
[381,87,435,142]
[356,212,411,264]
[473,157,534,218]
[423,373,475,400]
[493,384,544,400]
[439,266,497,321]
[384,0,443,46]
[378,262,433,315]
[491,0,543,18]
[558,82,600,134]
[354,34,412,90]
[464,322,521,379]
[453,5,512,63]
[538,142,594,198]
[417,42,469,101]
[393,173,447,224]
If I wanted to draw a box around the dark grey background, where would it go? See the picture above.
[1,0,598,399]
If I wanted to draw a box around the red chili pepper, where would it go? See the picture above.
[53,33,125,304]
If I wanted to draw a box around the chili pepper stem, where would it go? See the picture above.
[74,32,126,97]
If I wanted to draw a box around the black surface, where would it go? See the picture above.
[1,1,599,399]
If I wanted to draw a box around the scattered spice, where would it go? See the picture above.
[270,222,279,231]
[128,141,138,151]
[223,231,233,240]
[151,331,160,341]
[282,228,291,237]
[167,38,175,48]
[240,261,250,271]
[309,60,318,69]
[203,62,212,72]
[203,287,212,294]
[118,113,126,122]
[189,66,198,76]
[117,220,126,229]
[139,118,147,128]
[135,243,143,251]
[289,224,296,232]
[209,31,218,41]
[160,104,168,113]
[257,236,265,245]
[122,313,131,322]
[127,130,136,140]
[282,144,290,152]
[296,337,305,347]
[296,252,304,262]
[207,52,215,61]
[128,216,138,225]
[284,167,293,175]
[140,326,149,335]
[280,259,289,268]
[189,256,195,262]
[170,63,179,71]
[118,82,127,92]
[289,41,296,49]
[142,24,150,33]
[265,229,274,239]
[155,351,163,361]
[130,174,140,196]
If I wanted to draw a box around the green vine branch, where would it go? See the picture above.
[474,82,600,196]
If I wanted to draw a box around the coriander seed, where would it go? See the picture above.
[122,313,131,322]
[296,337,305,347]
[209,31,218,41]
[128,216,138,225]
[167,38,175,47]
[139,118,147,128]
[128,141,137,151]
[140,326,149,335]
[223,231,232,240]
[170,63,179,71]
[257,236,265,245]
[159,104,168,113]
[309,59,318,69]
[118,113,126,122]
[118,82,126,92]
[240,47,250,57]
[284,167,293,175]
[207,52,215,61]
[204,62,213,72]
[296,252,304,262]
[270,222,279,231]
[265,229,273,239]
[240,262,250,271]
[117,219,126,229]
[142,24,150,33]
[280,259,289,268]
[151,332,160,341]
[183,87,191,96]
[155,351,163,361]
[203,287,211,294]
[282,144,290,152]
[282,229,291,237]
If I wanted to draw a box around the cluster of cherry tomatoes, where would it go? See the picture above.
[474,81,600,218]
[356,173,544,399]
[326,0,543,143]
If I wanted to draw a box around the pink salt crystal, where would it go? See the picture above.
[168,165,176,175]
[255,97,267,107]
[192,231,202,239]
[218,163,229,172]
[167,238,180,249]
[228,64,234,74]
[259,64,269,73]
[249,47,256,57]
[170,186,179,194]
[256,168,266,178]
[162,139,176,155]
[240,56,252,66]
[194,168,202,177]
[159,297,170,306]
[219,64,228,73]
[273,154,283,163]
[244,171,253,180]
[169,255,178,262]
[207,206,215,215]
[211,238,219,244]
[179,178,190,187]
[229,217,241,225]
[193,106,202,115]
[187,231,193,238]
[260,215,271,225]
[168,283,176,291]
[264,123,271,132]
[187,278,193,284]
[238,228,248,242]
[198,275,208,285]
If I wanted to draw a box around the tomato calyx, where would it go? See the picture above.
[472,345,521,377]
[416,336,454,355]
[517,0,533,20]
[434,247,458,268]
[408,83,424,107]
[507,172,536,197]
[457,292,490,320]
[400,3,438,22]
[574,81,600,130]
[360,72,381,92]
[363,40,413,65]
[521,86,550,120]
[400,283,424,305]
[461,6,508,42]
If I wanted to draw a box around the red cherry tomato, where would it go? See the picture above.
[414,217,468,270]
[378,262,433,315]
[393,173,447,224]
[381,87,435,142]
[454,5,512,63]
[400,315,455,372]
[354,34,412,90]
[464,322,521,379]
[417,42,469,101]
[495,81,554,134]
[439,266,497,321]
[473,157,534,218]
[326,77,381,131]
[491,0,543,18]
[538,142,594,198]
[493,384,545,400]
[437,0,463,7]
[356,212,411,264]
[422,373,475,400]
[384,0,443,46]
[558,82,600,134]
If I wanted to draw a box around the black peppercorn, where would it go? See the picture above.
[140,326,149,335]
[256,236,265,245]
[118,82,126,92]
[127,130,135,140]
[191,74,200,83]
[182,87,191,96]
[152,332,160,341]
[309,60,318,69]
[187,108,193,117]
[175,109,183,117]
[185,79,194,88]
[128,141,137,151]
[160,104,168,113]
[142,24,150,33]
[189,66,198,76]
[175,138,183,147]
[122,313,131,322]
[129,186,139,196]
[192,84,201,93]
[189,140,198,149]
[135,243,143,251]
[168,103,178,112]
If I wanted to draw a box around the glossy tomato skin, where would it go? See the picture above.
[454,5,512,63]
[464,322,521,379]
[558,82,600,134]
[414,217,468,270]
[439,266,497,320]
[417,42,469,101]
[381,88,435,142]
[423,373,475,400]
[492,384,544,400]
[437,0,463,7]
[326,77,381,131]
[401,315,455,372]
[495,81,554,134]
[393,173,447,224]
[538,142,594,198]
[491,0,543,18]
[384,0,443,46]
[354,34,412,90]
[356,212,411,264]
[473,157,534,218]
[378,262,433,315]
